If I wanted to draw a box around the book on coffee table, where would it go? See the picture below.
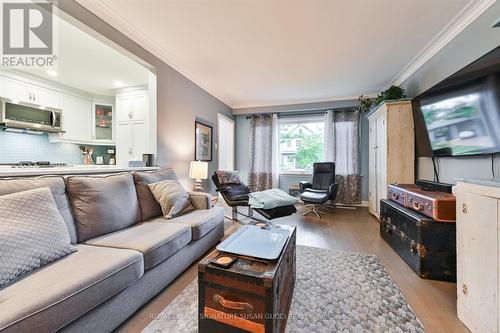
[216,225,291,260]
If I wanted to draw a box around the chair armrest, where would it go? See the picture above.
[299,181,312,193]
[187,191,212,210]
[329,183,339,201]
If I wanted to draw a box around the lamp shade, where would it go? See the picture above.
[189,161,208,180]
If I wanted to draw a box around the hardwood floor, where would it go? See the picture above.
[117,205,469,333]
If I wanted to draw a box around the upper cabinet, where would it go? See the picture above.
[0,75,61,109]
[57,94,92,142]
[116,93,148,122]
[93,102,114,142]
[30,85,62,109]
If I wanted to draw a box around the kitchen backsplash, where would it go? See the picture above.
[0,131,114,165]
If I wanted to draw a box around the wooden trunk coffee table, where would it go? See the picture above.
[198,224,296,333]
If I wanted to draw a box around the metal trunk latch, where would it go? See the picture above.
[417,244,427,258]
[410,241,417,254]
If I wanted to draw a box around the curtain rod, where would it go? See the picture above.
[244,107,357,119]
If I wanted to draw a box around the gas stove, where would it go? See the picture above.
[10,161,73,168]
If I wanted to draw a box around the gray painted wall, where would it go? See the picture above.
[59,1,233,193]
[234,100,370,202]
[400,0,500,184]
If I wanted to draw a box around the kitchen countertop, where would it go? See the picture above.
[0,165,161,177]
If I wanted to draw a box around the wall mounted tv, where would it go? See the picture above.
[413,46,500,157]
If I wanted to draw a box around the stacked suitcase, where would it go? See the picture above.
[380,182,457,282]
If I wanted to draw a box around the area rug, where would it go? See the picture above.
[143,246,426,333]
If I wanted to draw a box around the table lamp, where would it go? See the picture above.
[189,161,208,191]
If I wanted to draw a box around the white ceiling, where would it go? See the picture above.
[77,0,489,107]
[18,15,149,96]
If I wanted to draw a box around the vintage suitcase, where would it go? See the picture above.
[198,225,296,333]
[387,184,420,207]
[380,199,456,282]
[387,183,456,222]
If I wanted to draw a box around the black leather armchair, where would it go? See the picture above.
[299,162,338,218]
[212,172,297,221]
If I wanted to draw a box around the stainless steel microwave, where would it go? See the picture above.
[0,98,63,133]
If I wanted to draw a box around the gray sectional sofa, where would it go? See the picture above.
[0,169,225,333]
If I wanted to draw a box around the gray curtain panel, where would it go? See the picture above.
[248,115,273,191]
[332,110,361,205]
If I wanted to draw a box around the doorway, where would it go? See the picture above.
[217,113,235,171]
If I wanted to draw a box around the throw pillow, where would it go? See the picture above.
[148,180,193,219]
[0,187,77,289]
[216,170,241,185]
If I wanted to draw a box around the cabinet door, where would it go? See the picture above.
[0,76,29,102]
[30,85,61,109]
[457,192,498,333]
[131,95,147,120]
[116,122,132,166]
[60,94,92,142]
[131,121,147,159]
[116,97,132,122]
[375,114,387,216]
[94,103,113,142]
[368,118,377,215]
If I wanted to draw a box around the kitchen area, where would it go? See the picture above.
[0,13,158,177]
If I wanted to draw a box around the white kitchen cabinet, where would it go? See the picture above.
[116,121,147,165]
[0,76,29,101]
[116,96,132,122]
[132,121,147,157]
[115,90,151,166]
[0,75,61,108]
[29,85,62,109]
[367,100,414,218]
[50,94,92,143]
[454,181,500,333]
[116,93,148,122]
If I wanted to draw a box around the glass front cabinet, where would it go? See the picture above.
[93,102,114,143]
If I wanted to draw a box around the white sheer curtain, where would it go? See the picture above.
[323,110,334,162]
[322,110,361,204]
[271,114,279,188]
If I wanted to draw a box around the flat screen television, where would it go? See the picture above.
[413,72,500,157]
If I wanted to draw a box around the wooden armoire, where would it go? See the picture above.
[367,100,415,218]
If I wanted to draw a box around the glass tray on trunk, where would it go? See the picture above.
[216,225,291,260]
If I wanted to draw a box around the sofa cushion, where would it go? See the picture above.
[152,206,225,240]
[148,180,194,219]
[85,222,191,270]
[0,176,77,244]
[0,188,77,289]
[0,244,143,333]
[133,169,178,221]
[66,173,142,242]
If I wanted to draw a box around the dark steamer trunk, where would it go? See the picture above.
[380,199,456,282]
[199,225,296,333]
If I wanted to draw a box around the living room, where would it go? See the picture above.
[1,1,500,333]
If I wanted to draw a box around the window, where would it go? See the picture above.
[278,118,324,173]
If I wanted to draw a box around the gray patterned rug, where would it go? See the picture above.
[143,246,426,333]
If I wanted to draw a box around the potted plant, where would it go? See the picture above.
[375,85,406,106]
[357,95,373,113]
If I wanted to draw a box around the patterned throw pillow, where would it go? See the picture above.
[148,180,194,219]
[0,187,77,289]
[216,170,241,185]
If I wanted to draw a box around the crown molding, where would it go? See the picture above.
[75,0,234,108]
[231,93,377,112]
[389,0,496,88]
